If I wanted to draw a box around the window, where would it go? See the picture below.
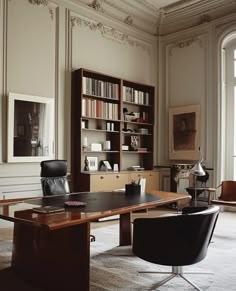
[221,38,236,180]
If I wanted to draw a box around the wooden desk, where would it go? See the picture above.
[0,190,190,291]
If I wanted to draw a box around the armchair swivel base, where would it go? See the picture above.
[140,266,212,291]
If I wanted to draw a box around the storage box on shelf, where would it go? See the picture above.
[71,68,157,192]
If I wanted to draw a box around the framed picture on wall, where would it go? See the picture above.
[169,104,200,160]
[7,92,55,162]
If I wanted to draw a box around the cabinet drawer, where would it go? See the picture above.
[90,173,129,191]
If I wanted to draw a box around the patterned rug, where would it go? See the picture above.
[0,211,236,290]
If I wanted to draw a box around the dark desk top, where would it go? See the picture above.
[0,190,190,230]
[26,191,161,213]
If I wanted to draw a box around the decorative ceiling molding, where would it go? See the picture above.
[28,0,54,20]
[88,0,104,12]
[75,0,236,36]
[124,16,133,26]
[176,37,195,48]
[70,15,152,54]
[168,36,204,55]
[28,0,48,6]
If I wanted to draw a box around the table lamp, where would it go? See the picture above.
[190,150,205,206]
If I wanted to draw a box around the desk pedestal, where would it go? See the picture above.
[12,222,90,291]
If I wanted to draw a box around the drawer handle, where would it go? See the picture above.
[100,176,104,179]
[116,175,120,178]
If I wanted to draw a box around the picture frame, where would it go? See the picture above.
[87,156,98,171]
[169,105,200,160]
[102,160,112,170]
[7,92,55,162]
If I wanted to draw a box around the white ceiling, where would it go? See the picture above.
[76,0,236,35]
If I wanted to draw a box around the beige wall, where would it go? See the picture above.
[0,0,157,198]
[158,13,236,187]
[1,0,236,197]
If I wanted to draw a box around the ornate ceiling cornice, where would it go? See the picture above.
[71,15,152,54]
[75,0,236,36]
[28,0,48,6]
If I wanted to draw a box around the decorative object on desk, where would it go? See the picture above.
[169,104,200,160]
[84,156,90,171]
[190,148,205,206]
[91,143,102,151]
[138,178,146,194]
[125,181,141,195]
[130,135,140,150]
[103,140,111,151]
[87,156,98,171]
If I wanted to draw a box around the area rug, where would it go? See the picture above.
[0,211,236,290]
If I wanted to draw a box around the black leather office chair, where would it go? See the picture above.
[40,159,95,242]
[40,160,70,196]
[133,205,220,291]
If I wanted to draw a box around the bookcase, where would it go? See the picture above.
[71,68,156,192]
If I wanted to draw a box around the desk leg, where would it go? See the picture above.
[12,222,90,291]
[120,212,131,246]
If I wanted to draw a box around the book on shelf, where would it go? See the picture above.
[81,98,118,119]
[136,148,148,152]
[123,86,150,105]
[82,76,119,99]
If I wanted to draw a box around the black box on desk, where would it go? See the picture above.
[125,183,141,195]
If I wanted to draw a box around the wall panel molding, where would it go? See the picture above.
[163,33,208,164]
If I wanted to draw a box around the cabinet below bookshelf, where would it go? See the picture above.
[77,170,160,192]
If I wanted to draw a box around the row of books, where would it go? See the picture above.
[123,86,150,105]
[82,98,118,120]
[82,77,119,99]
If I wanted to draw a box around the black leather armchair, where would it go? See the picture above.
[40,159,95,242]
[133,205,220,291]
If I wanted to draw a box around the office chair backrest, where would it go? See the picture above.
[219,180,236,201]
[40,160,70,196]
[133,205,220,267]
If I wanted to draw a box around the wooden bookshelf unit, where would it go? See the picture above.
[71,68,157,192]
